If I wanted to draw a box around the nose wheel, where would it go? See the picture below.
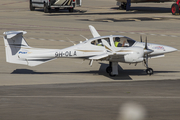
[146,68,153,75]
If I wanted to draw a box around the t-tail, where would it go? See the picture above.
[3,31,57,66]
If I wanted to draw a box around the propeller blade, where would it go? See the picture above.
[144,36,154,54]
[145,36,148,50]
[140,35,142,42]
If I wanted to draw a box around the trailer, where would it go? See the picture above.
[29,0,82,13]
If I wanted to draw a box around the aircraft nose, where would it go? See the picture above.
[164,46,177,53]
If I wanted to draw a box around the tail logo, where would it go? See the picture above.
[19,51,31,54]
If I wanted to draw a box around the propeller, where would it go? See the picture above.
[140,35,142,42]
[144,37,153,54]
[143,36,154,69]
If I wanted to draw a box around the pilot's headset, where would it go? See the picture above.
[97,39,101,43]
[115,37,120,42]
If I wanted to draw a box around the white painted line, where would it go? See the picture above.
[150,34,156,36]
[139,33,145,35]
[160,34,167,36]
[128,19,141,21]
[129,32,135,34]
[153,18,161,20]
[59,40,65,42]
[29,38,35,39]
[49,39,55,41]
[103,20,114,22]
[171,35,177,37]
[39,38,45,40]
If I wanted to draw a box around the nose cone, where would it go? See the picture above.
[164,46,177,53]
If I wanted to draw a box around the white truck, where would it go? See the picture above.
[29,0,82,13]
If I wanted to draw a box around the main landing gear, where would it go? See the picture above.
[106,62,118,77]
[106,60,154,76]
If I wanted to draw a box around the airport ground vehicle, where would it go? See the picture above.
[116,0,180,15]
[171,0,180,15]
[29,0,82,13]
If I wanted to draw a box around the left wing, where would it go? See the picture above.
[89,25,100,38]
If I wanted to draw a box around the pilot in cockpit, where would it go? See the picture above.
[114,37,122,47]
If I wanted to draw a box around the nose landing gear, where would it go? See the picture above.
[144,55,154,75]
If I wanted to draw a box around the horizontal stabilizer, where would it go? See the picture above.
[4,31,27,39]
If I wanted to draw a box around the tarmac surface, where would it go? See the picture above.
[0,0,180,120]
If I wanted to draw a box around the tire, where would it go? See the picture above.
[55,8,59,12]
[44,3,50,13]
[29,0,35,11]
[68,8,74,12]
[146,68,153,75]
[106,66,112,74]
[171,3,179,15]
[109,73,116,77]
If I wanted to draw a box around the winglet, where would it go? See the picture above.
[89,25,100,38]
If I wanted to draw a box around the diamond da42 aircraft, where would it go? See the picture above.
[3,25,177,76]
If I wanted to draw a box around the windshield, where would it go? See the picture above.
[113,37,135,47]
[91,37,111,47]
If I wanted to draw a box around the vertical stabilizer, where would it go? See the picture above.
[3,31,29,65]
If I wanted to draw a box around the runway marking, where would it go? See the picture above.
[170,35,177,37]
[160,34,167,36]
[39,38,45,40]
[1,96,180,99]
[1,29,180,44]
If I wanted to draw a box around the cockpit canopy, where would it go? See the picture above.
[90,36,136,47]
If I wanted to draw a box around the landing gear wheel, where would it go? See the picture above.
[146,68,153,75]
[171,3,179,15]
[55,8,59,12]
[109,73,116,77]
[44,3,50,13]
[106,66,112,73]
[119,2,126,10]
[68,8,74,12]
[29,0,35,11]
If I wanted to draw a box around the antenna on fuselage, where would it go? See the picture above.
[66,37,76,45]
[80,34,88,41]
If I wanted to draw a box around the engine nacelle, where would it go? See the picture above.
[124,47,144,63]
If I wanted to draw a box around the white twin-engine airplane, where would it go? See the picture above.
[3,25,177,76]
